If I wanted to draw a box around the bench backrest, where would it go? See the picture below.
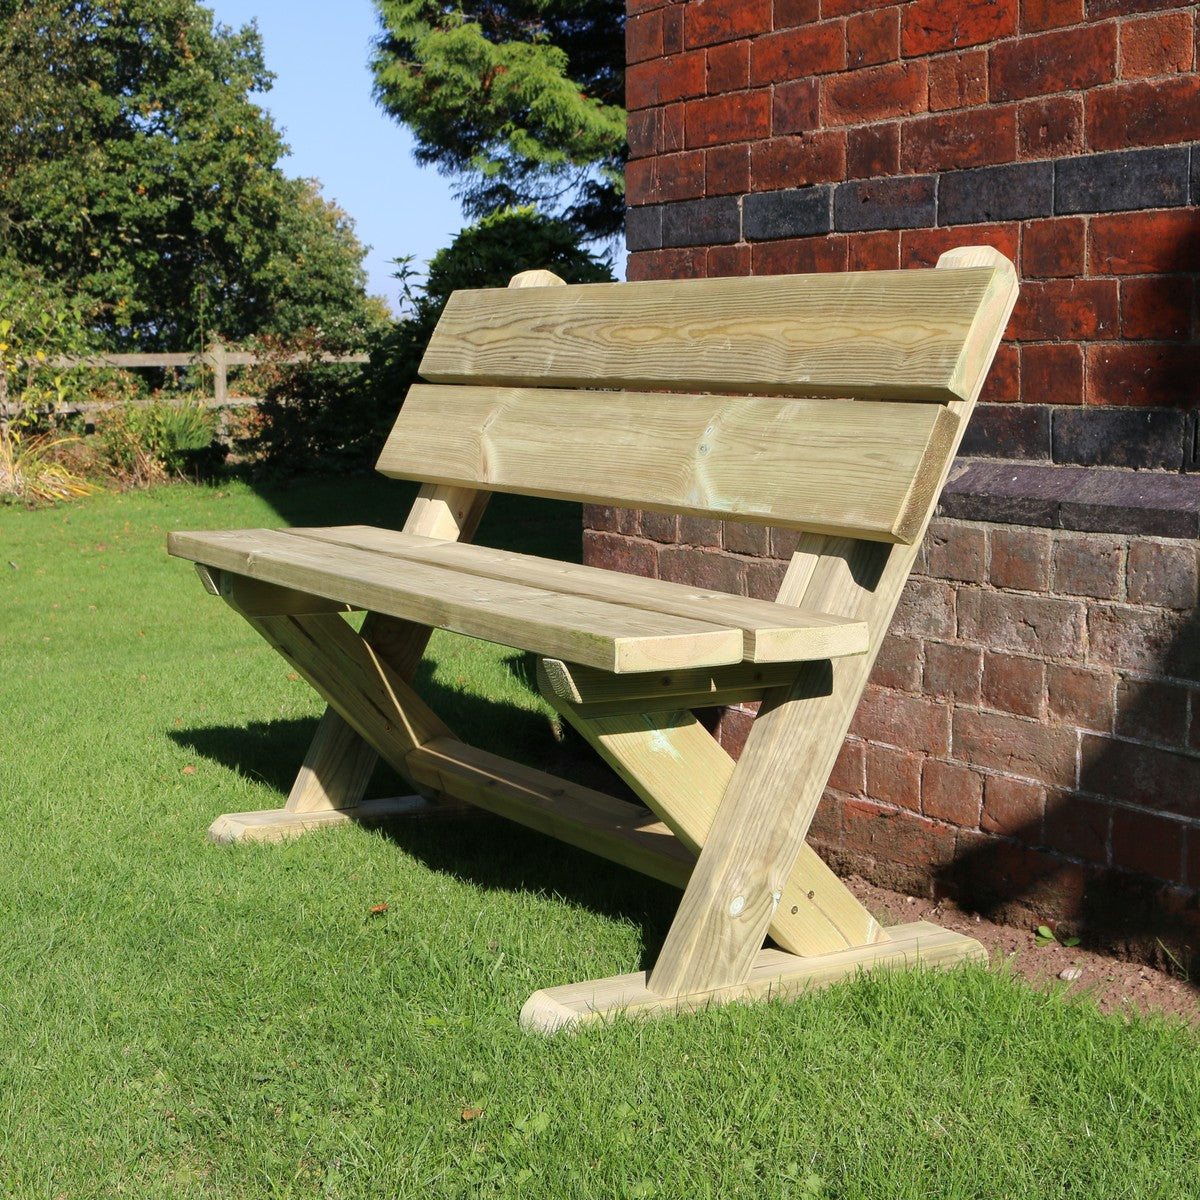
[375,250,1017,545]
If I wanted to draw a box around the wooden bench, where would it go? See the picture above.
[169,245,1019,1032]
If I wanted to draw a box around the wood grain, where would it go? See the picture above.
[378,385,957,543]
[420,266,1001,401]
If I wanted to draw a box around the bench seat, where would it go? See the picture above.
[169,525,870,674]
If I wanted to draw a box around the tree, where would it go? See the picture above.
[0,0,378,350]
[370,0,626,241]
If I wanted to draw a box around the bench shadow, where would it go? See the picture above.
[168,652,675,957]
[935,601,1200,987]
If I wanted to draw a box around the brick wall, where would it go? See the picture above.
[609,0,1200,964]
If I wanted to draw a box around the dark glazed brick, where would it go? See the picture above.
[833,176,937,232]
[1192,143,1200,205]
[939,461,1082,527]
[661,196,741,248]
[957,404,1052,460]
[743,186,832,241]
[939,162,1054,225]
[626,206,663,252]
[1061,472,1200,539]
[1054,147,1190,215]
[1052,407,1188,472]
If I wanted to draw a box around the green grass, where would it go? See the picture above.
[2,479,1198,1199]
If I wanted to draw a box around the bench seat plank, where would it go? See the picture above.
[378,385,957,543]
[420,267,1001,402]
[287,526,869,664]
[169,528,744,673]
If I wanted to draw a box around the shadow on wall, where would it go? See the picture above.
[937,600,1200,981]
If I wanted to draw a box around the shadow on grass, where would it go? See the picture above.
[169,652,674,956]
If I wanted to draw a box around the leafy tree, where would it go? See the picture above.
[0,0,378,350]
[370,0,626,240]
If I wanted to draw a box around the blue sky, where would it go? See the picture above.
[204,0,467,313]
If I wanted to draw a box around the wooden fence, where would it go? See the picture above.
[47,342,370,408]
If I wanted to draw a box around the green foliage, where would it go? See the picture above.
[371,0,627,239]
[98,395,221,486]
[368,208,613,450]
[0,0,376,349]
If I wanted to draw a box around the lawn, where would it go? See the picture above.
[1,478,1198,1199]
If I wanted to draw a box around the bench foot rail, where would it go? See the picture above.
[209,795,457,844]
[520,921,985,1034]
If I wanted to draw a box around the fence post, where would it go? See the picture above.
[207,342,227,406]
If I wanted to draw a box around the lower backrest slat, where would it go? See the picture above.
[377,384,958,544]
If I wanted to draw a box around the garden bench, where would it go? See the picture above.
[168,245,1019,1031]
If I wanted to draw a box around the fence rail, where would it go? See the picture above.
[46,343,370,406]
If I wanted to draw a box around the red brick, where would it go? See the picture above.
[989,527,1052,592]
[1017,94,1085,158]
[1115,677,1190,747]
[713,703,754,757]
[989,24,1117,102]
[662,3,684,54]
[625,151,705,205]
[1111,808,1186,883]
[685,0,771,48]
[1043,792,1110,861]
[1021,216,1086,277]
[851,686,952,756]
[1045,663,1114,732]
[751,132,845,190]
[958,589,1085,657]
[952,708,1079,787]
[626,247,708,282]
[707,242,752,277]
[846,229,901,270]
[1052,533,1125,600]
[982,651,1046,718]
[627,109,657,159]
[627,11,663,64]
[900,223,1020,269]
[1119,11,1194,79]
[889,578,956,639]
[1020,0,1083,32]
[981,775,1046,836]
[901,105,1018,172]
[1127,540,1200,610]
[750,22,846,85]
[830,737,866,794]
[751,234,849,275]
[813,0,877,18]
[722,519,769,556]
[1022,342,1083,405]
[821,61,928,126]
[866,743,924,810]
[582,504,637,536]
[704,143,751,195]
[1188,825,1200,888]
[922,759,984,826]
[902,0,1017,55]
[923,640,985,704]
[847,7,899,68]
[846,123,900,177]
[772,78,820,135]
[658,545,747,592]
[842,800,959,868]
[581,531,658,577]
[1086,76,1200,150]
[869,634,923,692]
[1089,209,1200,275]
[1080,733,1200,816]
[1087,603,1197,680]
[1120,277,1193,341]
[979,342,1020,403]
[745,555,788,599]
[627,51,707,110]
[1008,278,1119,342]
[684,90,771,148]
[924,520,986,583]
[706,39,750,93]
[641,509,679,542]
[1085,342,1200,408]
[928,50,989,111]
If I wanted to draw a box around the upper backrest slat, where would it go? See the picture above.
[419,264,1005,403]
